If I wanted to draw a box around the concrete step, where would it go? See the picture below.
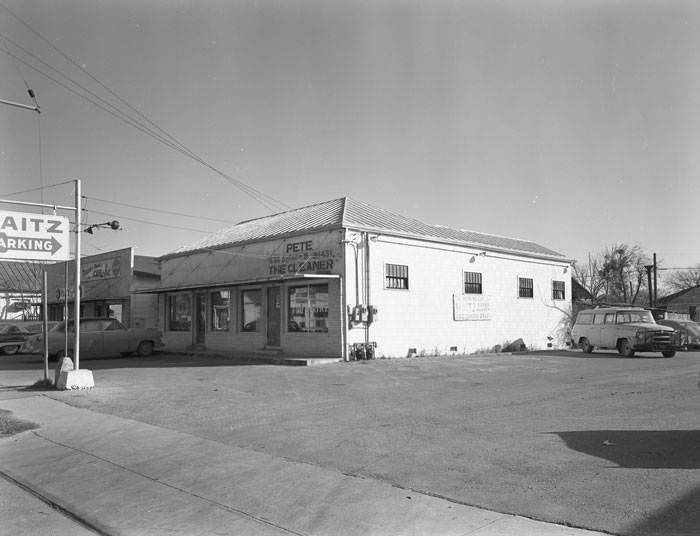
[272,356,343,366]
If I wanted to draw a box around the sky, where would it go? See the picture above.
[1,0,699,278]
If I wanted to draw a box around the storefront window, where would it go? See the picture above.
[288,284,328,333]
[168,294,191,331]
[241,289,261,332]
[211,290,230,331]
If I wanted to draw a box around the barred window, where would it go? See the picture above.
[552,280,565,300]
[385,264,409,290]
[518,277,534,298]
[464,271,482,294]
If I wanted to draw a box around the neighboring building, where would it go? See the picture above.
[0,261,42,320]
[657,285,700,322]
[572,279,593,303]
[153,198,572,359]
[45,247,160,328]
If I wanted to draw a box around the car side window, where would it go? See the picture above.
[82,320,102,332]
[593,314,605,325]
[604,313,616,324]
[576,313,593,325]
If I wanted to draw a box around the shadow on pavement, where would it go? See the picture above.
[539,349,682,360]
[624,485,700,536]
[0,353,270,371]
[551,429,700,469]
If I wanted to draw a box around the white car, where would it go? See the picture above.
[571,307,679,358]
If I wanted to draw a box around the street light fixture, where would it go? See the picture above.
[84,220,120,234]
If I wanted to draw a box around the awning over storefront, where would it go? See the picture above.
[132,273,341,294]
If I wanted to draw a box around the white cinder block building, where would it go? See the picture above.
[154,198,572,359]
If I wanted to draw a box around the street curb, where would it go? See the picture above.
[0,466,113,536]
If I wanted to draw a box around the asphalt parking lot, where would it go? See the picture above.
[2,349,699,536]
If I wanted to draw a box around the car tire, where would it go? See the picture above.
[580,338,594,354]
[1,345,20,355]
[136,341,154,357]
[662,351,676,358]
[618,339,635,357]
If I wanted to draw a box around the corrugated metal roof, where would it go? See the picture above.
[161,197,567,261]
[166,198,345,257]
[0,261,43,293]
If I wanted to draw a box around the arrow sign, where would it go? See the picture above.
[0,210,70,261]
[0,232,62,255]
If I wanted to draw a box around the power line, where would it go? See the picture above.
[0,178,76,198]
[83,195,235,224]
[0,4,288,213]
[86,208,214,234]
[2,44,286,214]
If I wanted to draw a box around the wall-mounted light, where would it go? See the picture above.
[470,252,487,263]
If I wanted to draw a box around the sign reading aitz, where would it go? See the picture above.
[0,210,70,261]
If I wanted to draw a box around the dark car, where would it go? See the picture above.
[657,319,700,350]
[0,323,31,355]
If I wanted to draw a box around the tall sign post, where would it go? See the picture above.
[74,179,82,370]
[0,179,93,389]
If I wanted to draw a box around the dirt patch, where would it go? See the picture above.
[0,409,38,437]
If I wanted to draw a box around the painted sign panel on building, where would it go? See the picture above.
[268,238,339,276]
[453,294,491,321]
[82,256,122,281]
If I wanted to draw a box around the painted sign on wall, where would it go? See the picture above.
[82,257,122,281]
[453,294,491,321]
[269,239,339,276]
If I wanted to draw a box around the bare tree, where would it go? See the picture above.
[572,253,606,302]
[574,244,650,305]
[598,244,648,304]
[663,265,700,293]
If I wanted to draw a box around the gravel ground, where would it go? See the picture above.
[2,349,700,536]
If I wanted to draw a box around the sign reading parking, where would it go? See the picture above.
[0,210,70,261]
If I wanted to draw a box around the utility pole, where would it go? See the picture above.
[653,253,658,308]
[645,264,653,308]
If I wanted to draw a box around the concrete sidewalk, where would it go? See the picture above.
[0,395,607,536]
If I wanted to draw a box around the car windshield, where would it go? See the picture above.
[616,311,654,324]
